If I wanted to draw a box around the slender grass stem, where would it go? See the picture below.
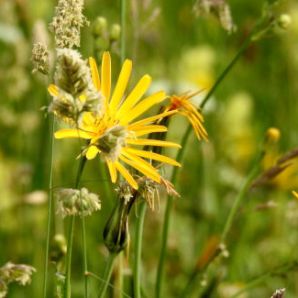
[133,201,147,298]
[42,115,55,298]
[120,0,126,63]
[98,253,117,298]
[81,216,88,298]
[230,260,298,298]
[155,29,255,298]
[64,157,87,298]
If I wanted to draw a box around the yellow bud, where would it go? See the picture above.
[277,14,291,30]
[266,127,280,143]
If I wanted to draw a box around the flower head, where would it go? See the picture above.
[53,52,181,189]
[166,92,208,141]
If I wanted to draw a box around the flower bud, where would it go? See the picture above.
[110,24,121,41]
[92,17,108,37]
[50,234,67,263]
[277,14,291,30]
[103,193,136,254]
[265,127,280,144]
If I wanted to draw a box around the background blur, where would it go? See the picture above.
[0,0,298,297]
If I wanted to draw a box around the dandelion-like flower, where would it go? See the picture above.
[166,92,208,141]
[52,52,181,189]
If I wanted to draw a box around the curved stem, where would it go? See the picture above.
[155,31,254,298]
[98,253,117,298]
[42,115,55,298]
[64,157,87,298]
[133,201,147,298]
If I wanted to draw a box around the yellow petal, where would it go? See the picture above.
[131,125,168,137]
[48,84,59,97]
[129,110,177,127]
[121,149,159,173]
[116,74,151,118]
[114,161,138,189]
[119,154,160,183]
[54,129,94,139]
[89,57,100,91]
[109,59,132,112]
[121,91,166,124]
[125,148,181,167]
[86,145,99,160]
[101,51,111,102]
[107,160,117,183]
[126,138,181,148]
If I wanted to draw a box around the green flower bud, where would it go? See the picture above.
[110,24,121,41]
[92,17,108,37]
[94,37,109,51]
[277,14,291,30]
[103,193,136,254]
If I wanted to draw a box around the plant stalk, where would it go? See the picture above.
[133,201,147,298]
[64,157,87,298]
[155,29,255,298]
[98,253,117,298]
[42,115,55,298]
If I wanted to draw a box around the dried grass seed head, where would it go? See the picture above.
[49,0,89,49]
[32,42,49,75]
[55,187,101,217]
[55,48,91,98]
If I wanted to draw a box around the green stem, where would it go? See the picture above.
[64,157,87,298]
[98,253,117,298]
[230,260,298,298]
[82,216,88,298]
[42,115,55,298]
[120,0,126,63]
[133,202,147,298]
[221,162,260,243]
[155,30,255,298]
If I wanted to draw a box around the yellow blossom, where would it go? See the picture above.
[50,51,181,189]
[166,92,208,141]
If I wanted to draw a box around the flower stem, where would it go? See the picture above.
[120,0,126,63]
[133,201,147,298]
[98,253,117,298]
[42,114,55,298]
[64,157,87,298]
[82,216,88,298]
[155,30,255,298]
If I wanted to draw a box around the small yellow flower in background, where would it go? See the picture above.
[52,51,181,189]
[165,92,208,141]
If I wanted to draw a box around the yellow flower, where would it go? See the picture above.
[50,52,181,189]
[166,92,208,141]
[292,191,298,200]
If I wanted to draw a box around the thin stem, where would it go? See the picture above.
[133,201,147,298]
[120,0,126,63]
[98,253,117,298]
[64,157,87,298]
[155,30,255,298]
[221,162,260,243]
[82,217,88,298]
[42,115,55,298]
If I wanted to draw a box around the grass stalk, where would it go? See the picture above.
[133,201,147,298]
[64,157,87,298]
[155,29,255,298]
[98,253,117,298]
[42,114,55,298]
[82,216,88,298]
[120,0,126,63]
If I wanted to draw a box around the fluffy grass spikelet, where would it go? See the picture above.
[49,0,89,48]
[55,187,101,217]
[55,49,91,98]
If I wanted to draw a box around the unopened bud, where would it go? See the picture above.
[110,24,121,41]
[266,127,280,144]
[92,17,108,37]
[277,14,291,30]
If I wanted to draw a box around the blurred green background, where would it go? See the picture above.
[0,0,298,297]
